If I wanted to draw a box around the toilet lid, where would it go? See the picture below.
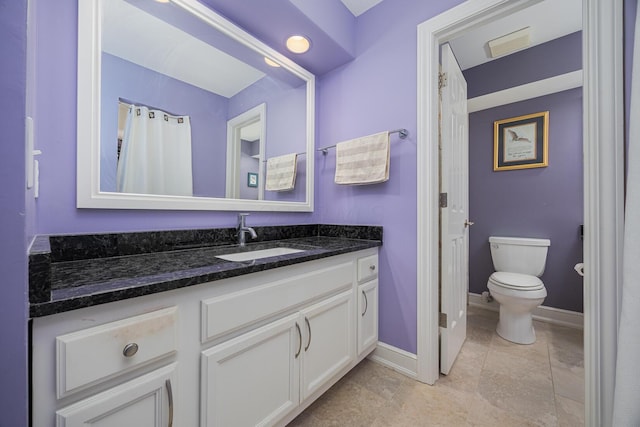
[489,272,544,290]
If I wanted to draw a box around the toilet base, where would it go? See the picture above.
[496,305,536,345]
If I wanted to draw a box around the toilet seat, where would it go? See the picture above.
[489,272,544,291]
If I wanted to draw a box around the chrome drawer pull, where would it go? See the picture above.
[295,322,302,358]
[304,317,312,351]
[166,379,174,427]
[122,343,139,358]
[362,290,368,317]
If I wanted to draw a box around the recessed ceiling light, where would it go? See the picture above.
[264,57,281,67]
[155,0,170,3]
[286,35,310,54]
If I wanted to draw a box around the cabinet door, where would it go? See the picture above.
[201,313,301,427]
[300,290,355,400]
[358,279,379,356]
[56,363,177,427]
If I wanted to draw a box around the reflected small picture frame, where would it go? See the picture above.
[247,172,258,188]
[494,111,549,171]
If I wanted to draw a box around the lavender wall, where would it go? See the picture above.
[465,34,584,313]
[469,89,584,312]
[33,0,316,235]
[317,0,465,354]
[101,53,229,197]
[464,31,582,98]
[0,1,29,425]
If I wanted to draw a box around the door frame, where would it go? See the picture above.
[225,103,266,200]
[416,1,624,426]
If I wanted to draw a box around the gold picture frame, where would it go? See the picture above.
[493,111,549,171]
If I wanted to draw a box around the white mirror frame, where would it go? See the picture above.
[76,0,315,211]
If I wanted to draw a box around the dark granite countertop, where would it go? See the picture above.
[29,225,382,318]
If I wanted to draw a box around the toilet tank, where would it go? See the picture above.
[489,236,551,277]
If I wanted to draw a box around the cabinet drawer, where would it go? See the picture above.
[56,306,178,398]
[56,363,177,427]
[202,261,353,343]
[357,255,378,282]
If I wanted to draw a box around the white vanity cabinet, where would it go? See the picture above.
[201,290,355,427]
[200,263,357,427]
[32,248,378,427]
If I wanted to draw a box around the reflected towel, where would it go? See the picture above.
[334,131,390,185]
[265,153,297,191]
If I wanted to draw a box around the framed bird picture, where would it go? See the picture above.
[493,111,549,171]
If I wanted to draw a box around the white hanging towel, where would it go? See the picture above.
[334,131,390,185]
[265,153,298,191]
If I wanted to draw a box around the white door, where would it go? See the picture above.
[300,290,355,400]
[357,279,379,356]
[200,313,301,427]
[439,43,470,375]
[56,363,177,427]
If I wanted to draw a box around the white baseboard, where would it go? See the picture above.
[368,342,418,379]
[468,292,584,330]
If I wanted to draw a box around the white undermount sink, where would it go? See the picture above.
[216,247,305,262]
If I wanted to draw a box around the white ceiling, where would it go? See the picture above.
[449,0,582,70]
[102,0,265,98]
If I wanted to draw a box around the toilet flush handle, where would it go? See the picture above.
[464,220,475,228]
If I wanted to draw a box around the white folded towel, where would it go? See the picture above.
[334,131,390,185]
[265,153,298,191]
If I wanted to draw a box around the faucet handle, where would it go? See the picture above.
[237,212,250,228]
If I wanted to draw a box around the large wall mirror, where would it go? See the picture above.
[77,0,314,211]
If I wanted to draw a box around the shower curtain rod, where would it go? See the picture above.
[318,128,408,154]
[118,99,182,117]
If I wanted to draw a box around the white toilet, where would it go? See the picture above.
[487,236,550,344]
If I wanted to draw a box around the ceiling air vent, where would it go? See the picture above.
[487,27,531,58]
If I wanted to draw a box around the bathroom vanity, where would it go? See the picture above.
[29,225,381,426]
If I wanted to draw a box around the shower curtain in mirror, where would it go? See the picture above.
[116,105,193,196]
[613,3,640,425]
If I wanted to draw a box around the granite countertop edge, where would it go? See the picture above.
[29,226,382,318]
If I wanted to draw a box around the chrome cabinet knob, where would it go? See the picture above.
[122,343,139,358]
[369,265,376,271]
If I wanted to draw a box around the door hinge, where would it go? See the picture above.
[439,312,447,328]
[438,72,448,89]
[439,192,448,208]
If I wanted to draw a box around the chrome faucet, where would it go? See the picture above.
[237,213,257,247]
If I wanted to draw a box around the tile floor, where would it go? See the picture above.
[288,305,584,426]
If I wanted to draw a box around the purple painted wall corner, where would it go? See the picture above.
[0,0,29,425]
